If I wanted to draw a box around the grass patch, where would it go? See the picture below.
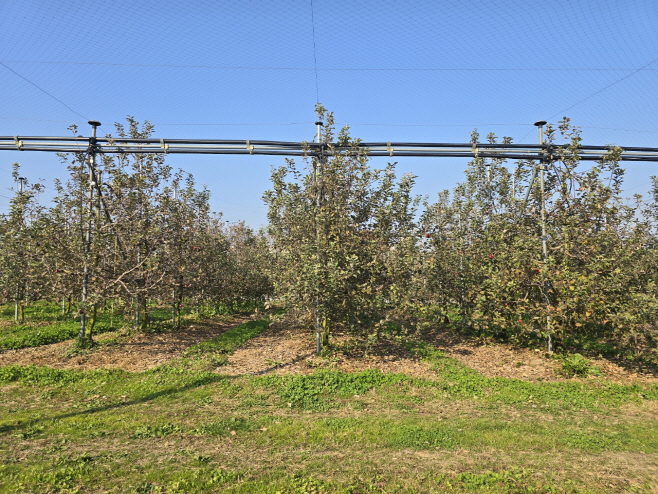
[1,330,657,493]
[402,338,658,410]
[0,319,119,351]
[133,423,181,439]
[191,417,254,436]
[185,318,272,366]
[0,302,205,351]
[256,369,412,411]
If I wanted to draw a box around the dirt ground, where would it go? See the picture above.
[220,320,437,379]
[0,316,249,372]
[220,320,658,384]
[0,315,656,383]
[419,328,658,384]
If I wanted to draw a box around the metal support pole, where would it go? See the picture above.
[521,167,538,212]
[315,120,323,354]
[458,214,466,328]
[484,160,492,208]
[136,163,142,329]
[80,120,100,341]
[16,178,24,321]
[535,120,552,354]
[172,187,178,327]
[136,258,140,326]
[15,177,25,323]
[172,288,176,326]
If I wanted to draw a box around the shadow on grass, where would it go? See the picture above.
[0,373,229,436]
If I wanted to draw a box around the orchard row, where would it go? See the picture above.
[1,118,272,342]
[265,107,658,352]
[2,110,657,353]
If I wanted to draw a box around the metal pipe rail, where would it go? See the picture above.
[2,135,658,161]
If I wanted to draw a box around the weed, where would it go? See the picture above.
[0,364,124,386]
[388,424,460,449]
[191,417,253,436]
[164,467,242,492]
[558,353,601,378]
[0,319,119,351]
[0,303,200,351]
[135,481,160,493]
[438,468,538,491]
[1,355,657,493]
[559,430,623,453]
[400,337,658,409]
[12,424,45,440]
[204,468,241,486]
[257,369,411,410]
[39,389,55,400]
[44,439,69,453]
[36,465,85,491]
[133,423,180,439]
[197,396,213,406]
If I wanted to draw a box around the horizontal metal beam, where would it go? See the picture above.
[2,136,657,162]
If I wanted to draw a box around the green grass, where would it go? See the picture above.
[556,353,604,378]
[0,302,209,351]
[1,313,657,493]
[0,317,118,351]
[186,319,272,359]
[402,338,658,408]
[1,354,657,492]
[193,300,267,318]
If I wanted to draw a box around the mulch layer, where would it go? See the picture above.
[1,314,656,384]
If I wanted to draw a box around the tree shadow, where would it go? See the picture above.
[0,373,229,436]
[248,351,316,376]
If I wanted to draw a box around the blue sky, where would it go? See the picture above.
[1,0,657,226]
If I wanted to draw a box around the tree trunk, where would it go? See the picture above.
[140,297,148,329]
[87,304,97,343]
[321,317,330,347]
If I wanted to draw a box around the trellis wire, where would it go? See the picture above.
[2,135,658,161]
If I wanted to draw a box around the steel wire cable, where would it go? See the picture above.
[1,2,651,136]
[1,0,657,208]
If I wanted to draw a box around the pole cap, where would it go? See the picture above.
[88,120,101,127]
[534,120,547,127]
[315,121,324,126]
